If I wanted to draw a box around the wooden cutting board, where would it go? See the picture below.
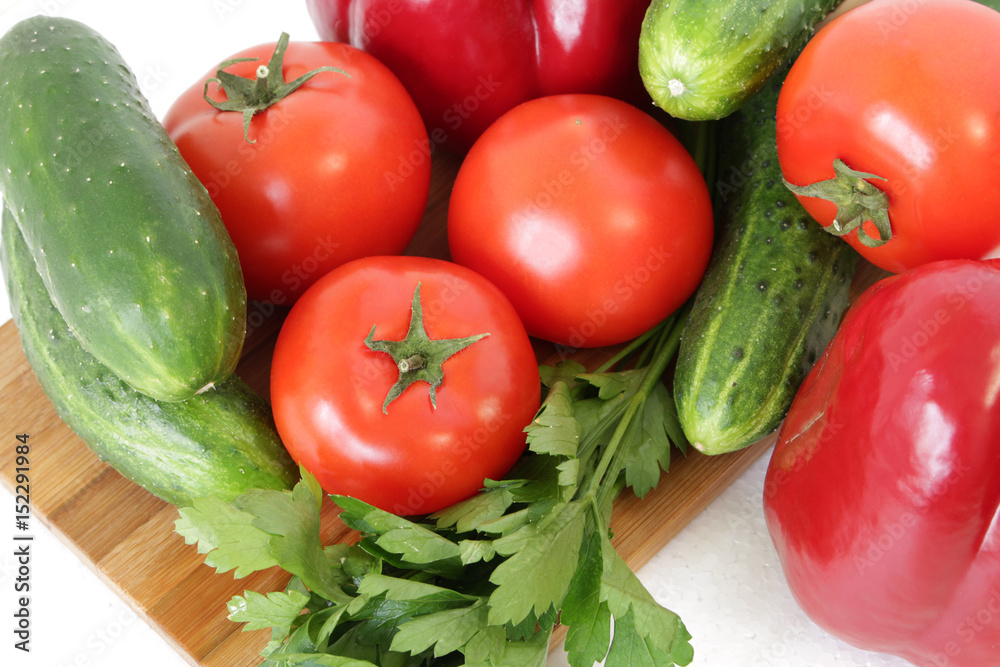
[0,146,874,666]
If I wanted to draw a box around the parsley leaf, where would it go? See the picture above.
[561,529,611,666]
[174,497,276,578]
[389,598,492,658]
[601,539,693,663]
[176,308,697,667]
[237,484,349,604]
[431,483,518,533]
[227,589,309,632]
[524,377,581,459]
[487,500,588,626]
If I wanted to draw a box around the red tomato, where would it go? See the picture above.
[162,37,430,304]
[270,255,541,515]
[776,0,1000,274]
[447,94,713,348]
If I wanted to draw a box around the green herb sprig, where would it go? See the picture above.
[175,307,694,667]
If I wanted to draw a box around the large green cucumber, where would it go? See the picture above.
[672,66,858,456]
[639,0,841,121]
[1,208,296,506]
[0,16,246,401]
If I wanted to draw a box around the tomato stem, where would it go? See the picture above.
[782,158,893,247]
[202,32,350,143]
[398,354,425,373]
[364,283,490,414]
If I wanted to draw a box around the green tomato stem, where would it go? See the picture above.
[782,158,893,247]
[364,283,489,414]
[202,32,349,143]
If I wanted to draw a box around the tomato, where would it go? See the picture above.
[447,94,713,348]
[776,0,1000,274]
[270,255,541,515]
[162,35,430,304]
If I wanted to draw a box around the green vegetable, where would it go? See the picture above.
[176,315,695,667]
[672,66,857,456]
[638,0,841,120]
[0,16,246,401]
[1,208,297,506]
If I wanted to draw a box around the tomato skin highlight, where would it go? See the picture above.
[163,39,430,304]
[448,94,714,348]
[270,256,541,516]
[776,0,1000,274]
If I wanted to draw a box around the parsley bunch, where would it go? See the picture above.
[175,307,694,667]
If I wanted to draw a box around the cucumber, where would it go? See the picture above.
[0,16,246,401]
[672,65,858,456]
[638,0,841,121]
[1,207,297,506]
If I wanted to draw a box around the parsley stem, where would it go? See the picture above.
[594,317,670,374]
[587,302,691,509]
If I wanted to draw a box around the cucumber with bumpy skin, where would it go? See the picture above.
[1,208,297,506]
[639,0,841,121]
[0,16,246,401]
[672,65,858,456]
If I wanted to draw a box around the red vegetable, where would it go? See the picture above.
[776,0,1000,274]
[764,258,1000,667]
[163,35,430,304]
[448,94,713,348]
[270,255,540,516]
[304,0,650,153]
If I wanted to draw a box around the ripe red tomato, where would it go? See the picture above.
[447,94,713,348]
[776,0,1000,274]
[163,36,430,304]
[270,255,541,515]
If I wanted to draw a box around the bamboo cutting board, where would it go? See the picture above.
[0,149,788,666]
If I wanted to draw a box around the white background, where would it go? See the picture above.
[0,1,908,666]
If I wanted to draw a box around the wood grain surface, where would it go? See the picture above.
[0,140,882,665]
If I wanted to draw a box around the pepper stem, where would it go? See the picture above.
[782,158,893,248]
[202,32,349,143]
[365,284,490,414]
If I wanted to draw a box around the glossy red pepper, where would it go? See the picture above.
[764,259,1000,667]
[304,0,650,152]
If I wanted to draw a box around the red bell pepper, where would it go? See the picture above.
[764,259,1000,667]
[304,0,649,153]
